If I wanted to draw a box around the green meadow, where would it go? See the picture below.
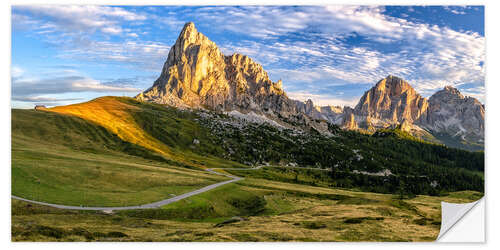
[12,109,229,207]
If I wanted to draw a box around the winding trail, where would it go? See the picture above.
[11,166,263,211]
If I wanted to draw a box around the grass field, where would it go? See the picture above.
[12,109,230,206]
[12,177,482,242]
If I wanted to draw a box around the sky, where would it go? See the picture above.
[11,5,485,108]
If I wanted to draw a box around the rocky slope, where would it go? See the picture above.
[137,22,484,150]
[419,86,485,144]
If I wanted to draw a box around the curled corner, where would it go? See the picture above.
[436,197,484,241]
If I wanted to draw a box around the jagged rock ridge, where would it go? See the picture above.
[337,77,484,149]
[137,22,302,122]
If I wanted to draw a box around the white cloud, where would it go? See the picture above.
[101,26,123,35]
[13,5,146,36]
[11,67,140,98]
[213,6,484,103]
[444,6,467,15]
[12,96,82,102]
[11,66,24,78]
[13,76,140,96]
[56,40,171,72]
[189,6,405,41]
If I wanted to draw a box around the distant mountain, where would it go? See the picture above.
[338,77,484,150]
[354,75,428,124]
[310,80,484,151]
[137,22,484,150]
[418,86,485,148]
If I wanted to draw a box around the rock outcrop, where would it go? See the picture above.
[347,77,484,147]
[354,75,428,124]
[137,22,229,108]
[317,105,344,124]
[342,107,358,130]
[418,86,485,142]
[398,119,412,132]
[137,22,300,122]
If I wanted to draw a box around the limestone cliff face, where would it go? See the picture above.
[398,119,412,132]
[318,75,484,148]
[354,75,428,124]
[137,22,229,108]
[316,105,344,125]
[320,105,343,114]
[418,86,485,141]
[341,107,358,130]
[294,99,325,120]
[137,22,299,120]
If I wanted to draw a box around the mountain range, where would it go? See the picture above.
[137,22,485,151]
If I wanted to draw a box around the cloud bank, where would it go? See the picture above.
[11,5,485,106]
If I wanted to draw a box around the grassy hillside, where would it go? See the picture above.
[49,96,246,169]
[12,109,230,206]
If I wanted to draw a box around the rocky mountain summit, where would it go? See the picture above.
[137,22,484,150]
[137,22,307,124]
[419,86,485,143]
[354,75,428,124]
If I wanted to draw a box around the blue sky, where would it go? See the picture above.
[11,5,485,108]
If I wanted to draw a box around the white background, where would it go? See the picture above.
[1,0,498,249]
[438,199,485,242]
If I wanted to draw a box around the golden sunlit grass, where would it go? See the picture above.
[50,96,173,158]
[48,96,245,169]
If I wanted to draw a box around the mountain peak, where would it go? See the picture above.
[425,85,484,142]
[174,21,214,49]
[443,85,456,91]
[372,75,414,96]
[381,74,410,88]
[442,85,463,97]
[386,74,402,81]
[178,22,198,40]
[355,75,427,123]
[182,21,196,31]
[137,22,296,119]
[432,85,465,100]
